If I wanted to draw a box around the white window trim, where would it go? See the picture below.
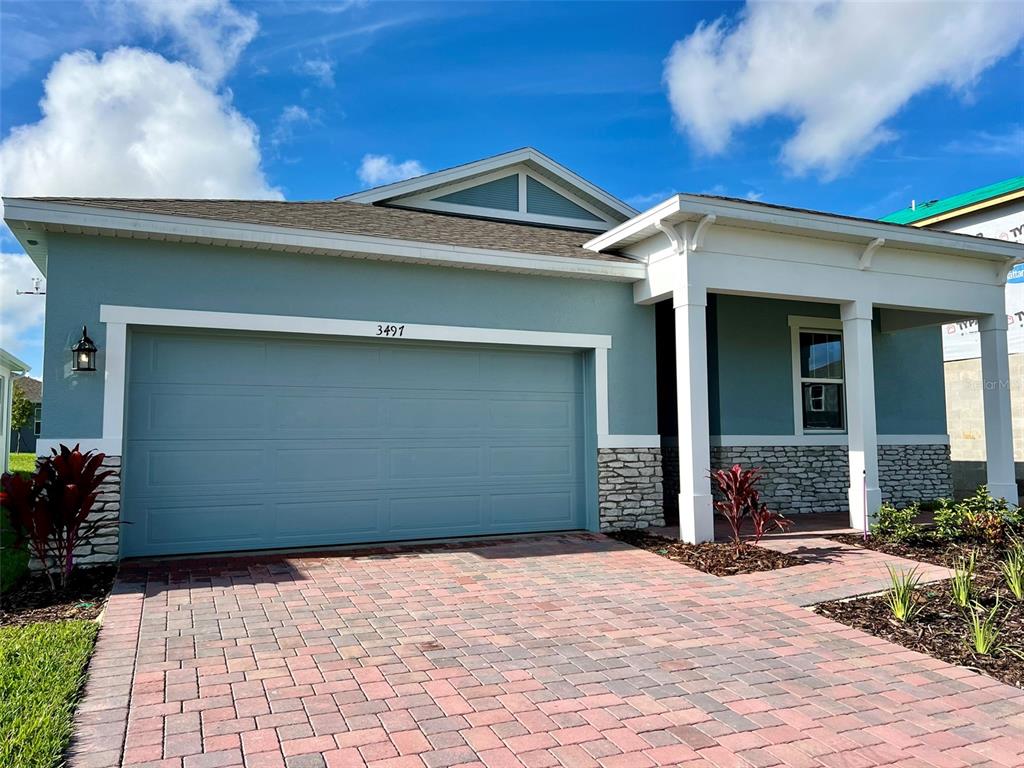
[66,305,626,456]
[711,434,949,447]
[788,316,844,436]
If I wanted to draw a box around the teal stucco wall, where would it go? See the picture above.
[40,234,658,440]
[708,294,947,436]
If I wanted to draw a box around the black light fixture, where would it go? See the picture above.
[71,326,97,372]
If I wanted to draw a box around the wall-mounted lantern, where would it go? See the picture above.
[71,326,97,372]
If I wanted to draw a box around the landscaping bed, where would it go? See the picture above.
[606,529,806,575]
[0,566,116,626]
[817,579,1023,689]
[0,620,99,768]
[819,490,1023,688]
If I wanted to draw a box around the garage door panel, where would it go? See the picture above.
[491,491,579,526]
[270,340,382,387]
[273,447,383,485]
[387,397,486,430]
[273,498,383,539]
[274,394,383,431]
[479,350,580,392]
[141,446,265,488]
[388,495,483,534]
[490,445,574,478]
[489,398,577,430]
[134,501,268,547]
[389,446,481,480]
[141,334,268,384]
[123,329,589,556]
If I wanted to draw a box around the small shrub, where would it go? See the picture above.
[0,444,115,591]
[932,487,1022,544]
[950,550,976,608]
[884,565,922,622]
[709,464,762,549]
[1002,538,1024,600]
[749,502,792,546]
[871,502,920,543]
[965,597,1002,656]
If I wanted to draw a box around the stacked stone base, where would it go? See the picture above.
[709,443,952,515]
[598,448,664,530]
[28,455,121,571]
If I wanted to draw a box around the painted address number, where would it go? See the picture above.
[376,324,405,337]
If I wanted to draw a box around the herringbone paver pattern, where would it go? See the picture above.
[69,534,1024,768]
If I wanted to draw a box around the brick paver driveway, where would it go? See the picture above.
[71,534,1024,768]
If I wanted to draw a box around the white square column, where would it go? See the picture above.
[841,301,882,531]
[675,288,714,543]
[979,313,1018,505]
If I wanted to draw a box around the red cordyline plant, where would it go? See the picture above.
[709,464,791,550]
[1,444,115,591]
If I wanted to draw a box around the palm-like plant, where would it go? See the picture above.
[884,565,922,622]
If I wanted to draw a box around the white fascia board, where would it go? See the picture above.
[341,148,638,219]
[711,434,950,447]
[2,198,646,282]
[0,348,30,373]
[586,194,1024,264]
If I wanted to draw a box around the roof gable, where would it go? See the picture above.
[340,148,635,231]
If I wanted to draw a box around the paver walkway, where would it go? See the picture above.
[70,534,1024,768]
[731,532,952,605]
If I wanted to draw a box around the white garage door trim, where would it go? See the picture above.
[76,305,624,458]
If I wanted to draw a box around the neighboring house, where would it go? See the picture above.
[3,148,1020,563]
[9,375,42,454]
[0,349,30,473]
[882,177,1024,496]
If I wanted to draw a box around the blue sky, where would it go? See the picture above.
[1,0,1023,374]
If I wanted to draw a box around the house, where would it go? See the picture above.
[9,375,42,454]
[882,177,1024,496]
[0,348,30,473]
[3,148,1020,562]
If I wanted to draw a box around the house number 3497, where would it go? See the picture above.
[376,324,405,337]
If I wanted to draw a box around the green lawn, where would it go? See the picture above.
[1,456,34,591]
[7,453,36,474]
[0,621,99,768]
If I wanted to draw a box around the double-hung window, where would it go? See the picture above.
[33,405,41,437]
[789,317,844,433]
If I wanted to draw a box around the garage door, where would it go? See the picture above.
[121,329,589,556]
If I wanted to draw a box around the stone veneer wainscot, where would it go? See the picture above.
[598,448,664,530]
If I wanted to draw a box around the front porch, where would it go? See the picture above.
[587,194,1020,542]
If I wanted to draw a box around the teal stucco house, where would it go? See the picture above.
[4,148,1020,561]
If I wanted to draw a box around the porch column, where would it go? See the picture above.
[841,300,882,531]
[675,288,714,543]
[979,313,1018,504]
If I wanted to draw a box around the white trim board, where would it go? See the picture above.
[97,305,620,457]
[710,434,950,447]
[597,435,661,449]
[35,438,123,457]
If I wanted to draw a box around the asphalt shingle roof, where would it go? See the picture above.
[24,198,631,263]
[13,375,41,403]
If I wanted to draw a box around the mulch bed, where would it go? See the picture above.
[606,530,806,576]
[820,534,1023,689]
[0,566,117,626]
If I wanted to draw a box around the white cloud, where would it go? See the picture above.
[271,105,314,146]
[0,47,281,199]
[945,125,1024,156]
[664,1,1024,177]
[298,58,335,88]
[357,154,426,187]
[0,253,46,370]
[113,0,258,82]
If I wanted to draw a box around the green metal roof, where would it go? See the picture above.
[880,175,1024,225]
